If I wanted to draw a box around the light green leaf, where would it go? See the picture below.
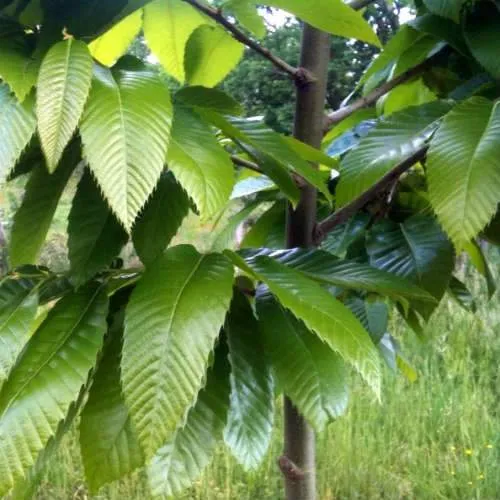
[230,175,276,200]
[9,140,79,268]
[122,245,234,458]
[241,201,286,249]
[427,98,500,249]
[37,39,93,172]
[0,84,36,180]
[463,240,496,299]
[80,308,144,493]
[144,0,206,83]
[68,170,129,287]
[185,24,244,87]
[238,248,436,304]
[133,172,191,266]
[224,290,274,470]
[337,101,452,207]
[258,0,380,47]
[0,276,40,391]
[0,283,108,496]
[148,341,230,499]
[257,290,348,430]
[463,2,500,79]
[0,35,39,101]
[168,105,234,219]
[226,251,381,396]
[383,78,437,116]
[366,215,454,321]
[223,0,266,39]
[89,9,143,67]
[80,62,173,231]
[175,86,243,116]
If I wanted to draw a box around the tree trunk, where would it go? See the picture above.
[284,24,331,500]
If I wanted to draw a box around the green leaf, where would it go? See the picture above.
[80,308,144,493]
[0,275,40,390]
[175,86,243,116]
[80,62,173,231]
[366,215,454,320]
[223,0,266,39]
[168,105,234,219]
[463,240,496,299]
[195,110,300,206]
[0,283,108,496]
[238,248,437,304]
[427,98,500,249]
[132,172,191,266]
[9,140,79,268]
[0,84,36,179]
[148,341,230,499]
[321,213,370,257]
[185,24,244,87]
[448,276,476,312]
[144,0,206,83]
[344,294,389,344]
[89,9,143,67]
[36,39,92,172]
[258,0,380,47]
[0,35,39,101]
[122,245,234,458]
[230,175,276,200]
[226,251,381,396]
[463,2,500,79]
[337,101,452,207]
[68,170,129,287]
[241,200,286,249]
[423,0,464,23]
[256,290,348,430]
[224,290,274,470]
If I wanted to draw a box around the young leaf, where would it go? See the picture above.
[223,0,266,39]
[0,35,39,101]
[224,290,274,471]
[0,84,36,180]
[144,0,206,82]
[80,63,173,231]
[80,309,144,493]
[427,98,500,249]
[0,276,40,390]
[89,9,143,67]
[68,171,129,287]
[148,341,231,498]
[9,140,80,268]
[258,0,380,47]
[36,39,93,171]
[226,251,381,396]
[366,215,454,320]
[132,172,191,266]
[185,25,244,87]
[122,245,234,459]
[336,101,452,207]
[168,106,234,219]
[0,283,108,496]
[257,290,348,430]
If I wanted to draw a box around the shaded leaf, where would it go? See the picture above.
[176,86,243,116]
[448,276,476,312]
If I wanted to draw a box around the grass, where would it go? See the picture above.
[31,255,500,499]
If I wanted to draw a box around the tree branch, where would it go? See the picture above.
[313,145,428,244]
[181,0,301,80]
[231,155,263,174]
[324,53,443,132]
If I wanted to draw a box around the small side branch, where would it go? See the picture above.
[181,0,300,80]
[313,145,428,244]
[231,155,263,174]
[324,53,443,132]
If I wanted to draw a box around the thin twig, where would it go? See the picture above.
[313,145,428,244]
[231,155,263,174]
[181,0,301,80]
[324,53,443,132]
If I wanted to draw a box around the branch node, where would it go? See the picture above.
[278,455,306,482]
[294,67,317,89]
